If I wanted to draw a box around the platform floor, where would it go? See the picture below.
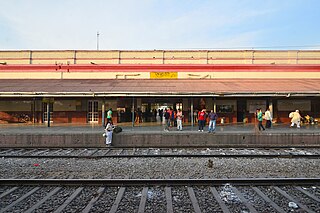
[0,122,319,134]
[1,123,319,148]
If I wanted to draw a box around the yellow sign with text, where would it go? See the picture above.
[150,72,178,79]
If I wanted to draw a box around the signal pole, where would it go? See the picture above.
[97,31,100,50]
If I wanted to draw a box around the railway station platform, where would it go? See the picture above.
[0,123,320,148]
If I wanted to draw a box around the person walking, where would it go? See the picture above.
[290,109,301,128]
[264,108,272,128]
[107,108,113,124]
[256,108,265,131]
[198,108,206,132]
[208,109,218,133]
[176,109,183,131]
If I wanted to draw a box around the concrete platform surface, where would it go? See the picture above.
[0,123,319,148]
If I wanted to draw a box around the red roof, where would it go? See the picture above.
[0,79,319,97]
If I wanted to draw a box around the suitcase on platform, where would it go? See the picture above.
[113,126,122,133]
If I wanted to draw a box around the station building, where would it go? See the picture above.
[0,50,319,125]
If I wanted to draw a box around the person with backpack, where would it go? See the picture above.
[256,108,265,131]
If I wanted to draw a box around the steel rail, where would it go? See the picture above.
[1,148,320,159]
[1,154,320,158]
[1,178,320,186]
[3,145,320,149]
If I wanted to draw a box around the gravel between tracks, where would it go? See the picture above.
[1,157,320,179]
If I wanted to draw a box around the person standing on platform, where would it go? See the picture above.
[158,109,163,123]
[135,108,142,123]
[208,109,218,133]
[264,108,272,128]
[138,108,143,123]
[104,121,113,146]
[164,108,171,131]
[176,109,183,131]
[256,108,265,131]
[153,109,157,122]
[290,109,301,128]
[198,108,206,132]
[170,108,176,127]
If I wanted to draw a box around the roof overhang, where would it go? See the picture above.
[0,79,320,98]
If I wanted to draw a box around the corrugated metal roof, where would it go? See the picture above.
[0,79,319,97]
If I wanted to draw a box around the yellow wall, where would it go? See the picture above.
[1,50,320,80]
[0,51,30,64]
[1,50,320,65]
[76,51,119,64]
[164,51,207,64]
[31,50,75,64]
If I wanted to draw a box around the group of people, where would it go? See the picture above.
[197,109,218,133]
[163,108,218,133]
[104,107,307,146]
[256,108,303,131]
[163,108,184,131]
[256,108,272,131]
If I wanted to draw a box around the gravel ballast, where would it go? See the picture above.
[1,157,319,179]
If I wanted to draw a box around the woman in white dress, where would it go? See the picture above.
[104,122,113,146]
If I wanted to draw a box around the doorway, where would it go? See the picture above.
[237,100,247,122]
[87,100,98,123]
[42,102,53,123]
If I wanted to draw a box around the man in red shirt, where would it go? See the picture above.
[198,108,206,132]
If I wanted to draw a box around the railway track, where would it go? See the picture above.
[1,178,320,212]
[1,147,320,158]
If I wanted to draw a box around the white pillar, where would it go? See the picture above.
[269,100,273,119]
[191,98,194,127]
[102,102,105,127]
[132,97,135,127]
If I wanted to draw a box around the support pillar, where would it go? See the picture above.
[102,102,105,127]
[47,103,50,127]
[191,98,194,127]
[132,97,135,127]
[182,98,188,122]
[268,100,273,120]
